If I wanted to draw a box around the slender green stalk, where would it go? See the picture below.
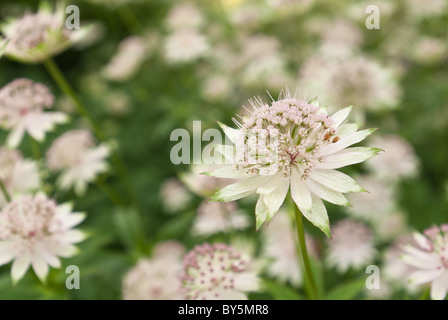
[0,179,11,202]
[96,180,125,207]
[43,58,105,141]
[43,58,138,207]
[118,6,142,33]
[29,135,41,160]
[294,203,320,300]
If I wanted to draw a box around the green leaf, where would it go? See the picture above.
[263,279,305,300]
[155,210,195,240]
[325,279,366,300]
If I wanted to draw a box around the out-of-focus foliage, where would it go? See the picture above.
[0,0,447,300]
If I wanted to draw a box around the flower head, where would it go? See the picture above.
[0,2,92,63]
[159,178,192,213]
[192,201,249,236]
[326,219,375,273]
[180,243,259,300]
[0,147,40,206]
[163,29,209,64]
[46,130,110,195]
[0,78,67,148]
[122,241,185,300]
[366,135,419,182]
[103,36,148,82]
[299,55,401,120]
[0,193,85,283]
[402,225,448,300]
[208,89,380,236]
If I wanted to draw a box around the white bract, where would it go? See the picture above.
[402,225,448,300]
[0,2,92,64]
[207,90,380,236]
[326,219,376,273]
[0,193,85,283]
[0,78,67,148]
[46,130,110,195]
[0,148,40,207]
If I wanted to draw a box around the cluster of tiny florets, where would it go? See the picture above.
[0,79,54,126]
[234,95,337,177]
[181,243,249,300]
[422,225,448,269]
[46,130,95,170]
[0,196,58,254]
[7,12,67,52]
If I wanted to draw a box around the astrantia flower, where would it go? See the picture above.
[0,2,92,64]
[180,243,259,300]
[299,55,401,120]
[383,236,420,293]
[366,135,419,182]
[46,130,110,195]
[192,201,249,236]
[346,175,396,221]
[166,4,204,30]
[326,219,375,273]
[122,241,185,300]
[402,225,448,300]
[163,29,209,63]
[160,178,192,213]
[0,193,85,283]
[0,78,67,148]
[0,148,40,206]
[207,90,380,236]
[262,211,319,286]
[103,36,148,82]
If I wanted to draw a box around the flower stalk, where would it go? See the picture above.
[293,202,320,300]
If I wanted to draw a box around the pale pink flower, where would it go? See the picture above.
[208,90,380,236]
[103,36,148,82]
[46,130,110,195]
[0,79,67,148]
[346,175,396,221]
[318,20,363,57]
[412,37,447,65]
[326,219,376,273]
[180,243,259,300]
[166,4,203,30]
[262,211,318,286]
[180,164,234,198]
[0,2,92,63]
[299,55,401,120]
[383,235,420,293]
[366,135,419,182]
[0,193,85,283]
[163,29,209,63]
[402,225,448,300]
[192,201,249,236]
[159,178,192,213]
[407,0,446,19]
[0,148,40,206]
[122,241,186,300]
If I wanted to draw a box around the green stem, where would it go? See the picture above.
[43,58,145,243]
[43,58,105,141]
[96,179,125,207]
[419,287,430,300]
[43,58,136,205]
[0,179,11,202]
[294,202,320,300]
[118,5,142,33]
[29,135,41,160]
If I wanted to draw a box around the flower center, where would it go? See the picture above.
[234,97,336,178]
